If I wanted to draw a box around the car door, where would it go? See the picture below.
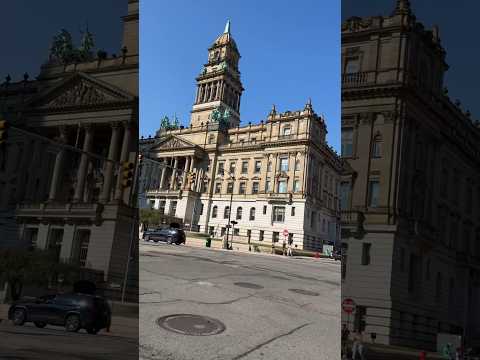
[28,295,55,322]
[50,295,76,325]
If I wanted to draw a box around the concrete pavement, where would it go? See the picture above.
[139,242,340,360]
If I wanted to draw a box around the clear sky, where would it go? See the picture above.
[140,0,341,151]
[0,0,125,81]
[343,0,480,122]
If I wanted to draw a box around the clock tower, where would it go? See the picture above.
[190,21,244,129]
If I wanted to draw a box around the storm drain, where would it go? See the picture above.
[157,314,226,336]
[234,282,264,289]
[288,288,320,296]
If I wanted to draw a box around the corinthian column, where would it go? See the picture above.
[170,157,178,190]
[182,156,191,189]
[48,127,68,202]
[114,121,133,201]
[73,124,94,202]
[159,158,167,190]
[100,122,122,203]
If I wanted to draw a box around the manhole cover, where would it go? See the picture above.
[288,288,320,296]
[157,314,225,336]
[234,282,264,289]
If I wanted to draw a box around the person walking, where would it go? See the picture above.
[282,238,287,256]
[341,324,350,358]
[287,241,293,256]
[352,332,364,360]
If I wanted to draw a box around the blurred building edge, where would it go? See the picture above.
[0,0,139,302]
[341,0,480,351]
[138,21,342,252]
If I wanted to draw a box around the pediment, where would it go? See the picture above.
[151,135,197,150]
[27,72,134,110]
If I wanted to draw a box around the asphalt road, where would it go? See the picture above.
[0,322,138,360]
[139,242,341,360]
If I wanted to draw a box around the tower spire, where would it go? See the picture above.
[224,20,231,34]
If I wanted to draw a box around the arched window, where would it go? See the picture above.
[372,134,382,158]
[236,207,242,220]
[224,206,230,219]
[249,207,255,221]
[212,206,218,218]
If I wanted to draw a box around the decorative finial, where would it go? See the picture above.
[393,0,412,16]
[224,20,231,34]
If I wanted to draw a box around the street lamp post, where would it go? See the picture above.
[230,220,238,250]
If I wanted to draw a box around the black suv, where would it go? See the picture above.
[8,293,111,334]
[144,227,186,244]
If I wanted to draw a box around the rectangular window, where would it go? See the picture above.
[209,226,214,236]
[159,200,166,214]
[278,180,287,194]
[24,228,39,249]
[221,227,226,236]
[340,182,351,210]
[279,157,289,172]
[282,127,291,136]
[265,178,271,192]
[291,207,295,216]
[252,182,259,194]
[361,243,371,265]
[227,182,234,194]
[254,160,261,173]
[239,182,246,194]
[263,205,267,214]
[217,162,224,175]
[273,232,279,243]
[273,206,286,223]
[241,161,248,174]
[341,128,353,157]
[169,201,177,216]
[76,230,90,268]
[259,230,264,241]
[229,161,236,174]
[234,228,240,236]
[368,180,380,207]
[293,180,300,192]
[214,182,221,194]
[345,57,360,74]
[295,159,301,171]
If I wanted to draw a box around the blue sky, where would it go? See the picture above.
[140,0,341,150]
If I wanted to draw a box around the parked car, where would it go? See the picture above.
[8,293,111,334]
[143,227,186,245]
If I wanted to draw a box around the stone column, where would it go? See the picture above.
[48,127,68,202]
[197,168,204,192]
[159,158,167,190]
[73,124,94,202]
[182,156,190,189]
[195,86,200,103]
[189,156,195,191]
[100,123,122,203]
[215,81,220,99]
[114,121,133,201]
[170,157,178,190]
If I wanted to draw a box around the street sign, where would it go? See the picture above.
[283,229,289,237]
[342,298,356,314]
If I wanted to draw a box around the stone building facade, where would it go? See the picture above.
[341,0,480,350]
[140,22,341,251]
[0,0,139,299]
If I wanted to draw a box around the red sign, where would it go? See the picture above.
[342,298,356,314]
[283,229,289,237]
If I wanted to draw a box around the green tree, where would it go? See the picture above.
[0,248,81,302]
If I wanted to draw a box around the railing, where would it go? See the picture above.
[340,210,364,225]
[342,72,374,87]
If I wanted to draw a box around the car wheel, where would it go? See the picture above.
[86,327,99,335]
[12,308,26,326]
[34,321,47,328]
[167,237,173,244]
[65,314,81,332]
[145,236,150,241]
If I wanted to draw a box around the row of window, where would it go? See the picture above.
[210,205,293,223]
[214,178,301,194]
[341,128,382,159]
[217,157,302,176]
[211,227,295,243]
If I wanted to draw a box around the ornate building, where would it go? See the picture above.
[140,22,341,251]
[341,0,480,350]
[0,0,139,299]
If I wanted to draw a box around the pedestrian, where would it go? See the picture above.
[223,233,228,249]
[287,241,293,256]
[282,239,287,256]
[341,324,350,357]
[352,332,364,360]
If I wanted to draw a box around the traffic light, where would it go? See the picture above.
[121,162,135,188]
[0,119,9,145]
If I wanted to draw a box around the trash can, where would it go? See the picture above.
[206,237,212,248]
